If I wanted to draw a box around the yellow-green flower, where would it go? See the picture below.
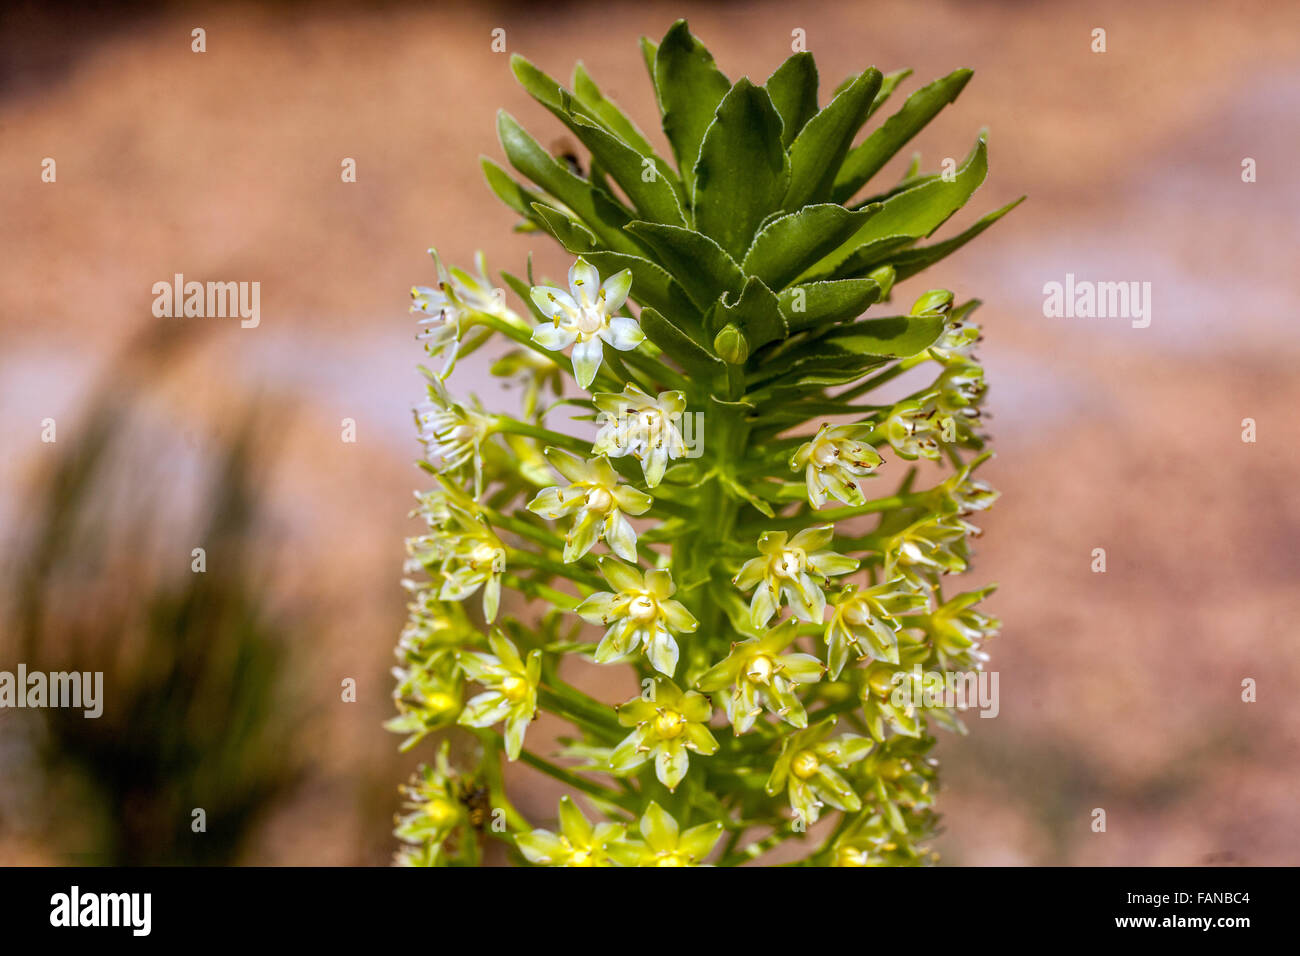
[695,619,824,733]
[609,802,723,867]
[933,360,985,421]
[765,719,872,824]
[610,679,718,790]
[413,370,494,496]
[789,423,883,509]
[527,449,652,562]
[405,488,507,622]
[489,347,564,419]
[857,735,939,823]
[393,741,465,866]
[575,557,697,676]
[824,578,927,678]
[877,398,942,461]
[926,312,981,364]
[385,660,462,752]
[591,383,689,488]
[831,812,930,867]
[515,795,627,867]
[733,526,858,628]
[397,582,475,657]
[885,515,973,588]
[916,585,999,672]
[858,651,927,741]
[456,631,540,760]
[411,249,521,378]
[931,453,999,517]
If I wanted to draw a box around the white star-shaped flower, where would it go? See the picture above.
[529,258,641,389]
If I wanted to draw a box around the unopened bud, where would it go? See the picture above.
[868,265,896,299]
[713,323,749,364]
[911,289,953,316]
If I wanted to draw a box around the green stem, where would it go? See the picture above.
[502,574,581,609]
[602,349,648,394]
[622,345,689,392]
[812,811,856,864]
[518,749,635,813]
[718,829,794,867]
[837,351,931,403]
[472,730,532,832]
[486,508,566,552]
[493,417,591,456]
[738,491,923,534]
[538,685,622,735]
[506,548,604,590]
[454,327,495,362]
[676,402,749,675]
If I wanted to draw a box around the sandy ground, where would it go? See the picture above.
[2,0,1298,864]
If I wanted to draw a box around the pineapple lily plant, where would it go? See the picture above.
[389,20,1019,867]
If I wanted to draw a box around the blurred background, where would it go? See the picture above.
[2,0,1298,865]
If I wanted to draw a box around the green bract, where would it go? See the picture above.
[390,19,1015,866]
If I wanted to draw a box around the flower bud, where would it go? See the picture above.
[713,323,749,364]
[911,289,954,316]
[868,264,896,299]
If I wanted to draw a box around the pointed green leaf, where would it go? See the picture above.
[765,52,819,149]
[887,196,1025,281]
[778,278,884,332]
[852,153,927,207]
[509,57,685,227]
[855,134,988,238]
[751,363,894,405]
[720,472,775,517]
[826,237,917,280]
[868,68,913,118]
[640,36,659,87]
[832,68,974,203]
[481,157,549,222]
[496,111,642,255]
[653,20,732,195]
[784,67,882,210]
[639,306,725,378]
[805,135,989,278]
[623,221,745,312]
[829,72,858,98]
[568,112,686,226]
[693,79,790,259]
[742,203,880,290]
[756,315,945,390]
[806,314,946,361]
[511,54,604,125]
[531,202,598,252]
[714,275,787,350]
[571,62,662,164]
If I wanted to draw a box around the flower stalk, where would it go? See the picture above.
[389,19,1015,867]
